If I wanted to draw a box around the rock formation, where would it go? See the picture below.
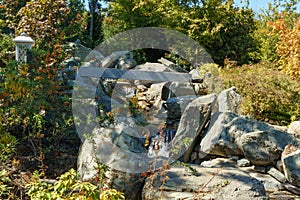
[75,51,300,199]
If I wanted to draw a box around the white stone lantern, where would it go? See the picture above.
[13,33,34,63]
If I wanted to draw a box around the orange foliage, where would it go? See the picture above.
[269,14,300,79]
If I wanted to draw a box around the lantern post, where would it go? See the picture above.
[13,33,34,63]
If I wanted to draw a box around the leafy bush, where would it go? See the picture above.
[0,126,18,199]
[0,169,11,197]
[0,132,17,163]
[26,169,125,200]
[253,20,279,63]
[221,63,300,125]
[0,34,14,67]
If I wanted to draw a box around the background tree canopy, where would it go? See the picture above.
[102,0,258,65]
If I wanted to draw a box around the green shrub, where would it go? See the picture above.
[0,169,11,197]
[0,34,14,67]
[0,130,17,199]
[0,132,17,163]
[26,169,125,200]
[221,63,300,125]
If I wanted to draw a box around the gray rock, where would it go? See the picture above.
[200,112,242,157]
[283,182,300,195]
[106,170,144,200]
[190,152,198,162]
[276,160,284,173]
[288,121,300,140]
[237,158,251,167]
[288,121,300,134]
[146,83,164,104]
[164,95,198,120]
[215,87,241,114]
[199,112,297,159]
[81,59,101,68]
[77,135,98,181]
[100,51,131,68]
[62,57,81,69]
[253,165,268,173]
[161,82,195,100]
[237,130,298,166]
[134,62,175,72]
[240,167,284,193]
[60,57,81,85]
[142,165,267,200]
[229,156,239,161]
[66,42,92,60]
[133,62,177,85]
[118,58,137,69]
[158,57,186,72]
[189,68,201,78]
[171,94,216,163]
[85,50,104,62]
[77,124,147,174]
[268,190,300,199]
[282,149,300,187]
[194,159,201,165]
[269,124,288,132]
[200,158,236,168]
[193,83,208,95]
[72,73,101,140]
[110,81,136,106]
[267,167,286,183]
[200,112,269,157]
[77,135,144,200]
[77,124,148,200]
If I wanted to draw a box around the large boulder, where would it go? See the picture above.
[142,165,267,200]
[236,130,298,166]
[199,112,296,158]
[77,122,148,200]
[200,112,263,157]
[215,87,241,114]
[144,94,216,162]
[282,145,300,187]
[171,94,216,162]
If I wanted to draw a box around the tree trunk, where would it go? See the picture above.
[89,1,95,38]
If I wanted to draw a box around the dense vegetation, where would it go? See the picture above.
[0,0,299,199]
